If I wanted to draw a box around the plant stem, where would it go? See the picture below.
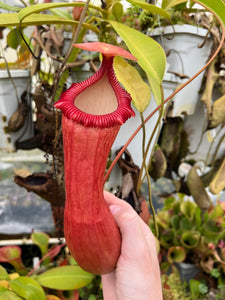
[140,113,158,237]
[64,0,91,62]
[136,87,164,195]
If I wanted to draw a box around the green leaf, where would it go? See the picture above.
[110,21,166,83]
[0,13,98,34]
[36,265,94,290]
[31,232,49,257]
[0,289,23,300]
[189,279,202,299]
[17,2,104,23]
[50,8,73,20]
[162,0,184,9]
[0,1,21,12]
[198,283,208,294]
[0,265,10,280]
[7,28,23,50]
[10,277,45,300]
[146,75,163,106]
[113,56,151,112]
[163,0,225,29]
[109,20,166,104]
[127,0,171,19]
[211,268,221,278]
[111,2,124,21]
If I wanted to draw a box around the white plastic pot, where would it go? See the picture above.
[0,70,34,152]
[149,24,213,116]
[184,95,225,163]
[107,72,183,190]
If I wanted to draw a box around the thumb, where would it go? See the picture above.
[109,204,146,258]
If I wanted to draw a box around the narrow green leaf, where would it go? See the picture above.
[113,56,151,112]
[36,265,94,290]
[127,0,171,19]
[0,1,21,12]
[0,13,98,33]
[10,277,45,300]
[162,0,185,9]
[18,2,104,22]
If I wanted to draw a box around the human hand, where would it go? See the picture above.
[102,191,163,300]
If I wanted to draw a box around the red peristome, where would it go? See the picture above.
[74,42,138,61]
[55,56,135,128]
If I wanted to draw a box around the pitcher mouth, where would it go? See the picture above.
[54,42,136,128]
[55,56,135,128]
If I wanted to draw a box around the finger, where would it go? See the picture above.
[101,272,117,300]
[109,204,148,259]
[104,190,131,209]
[104,191,157,254]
